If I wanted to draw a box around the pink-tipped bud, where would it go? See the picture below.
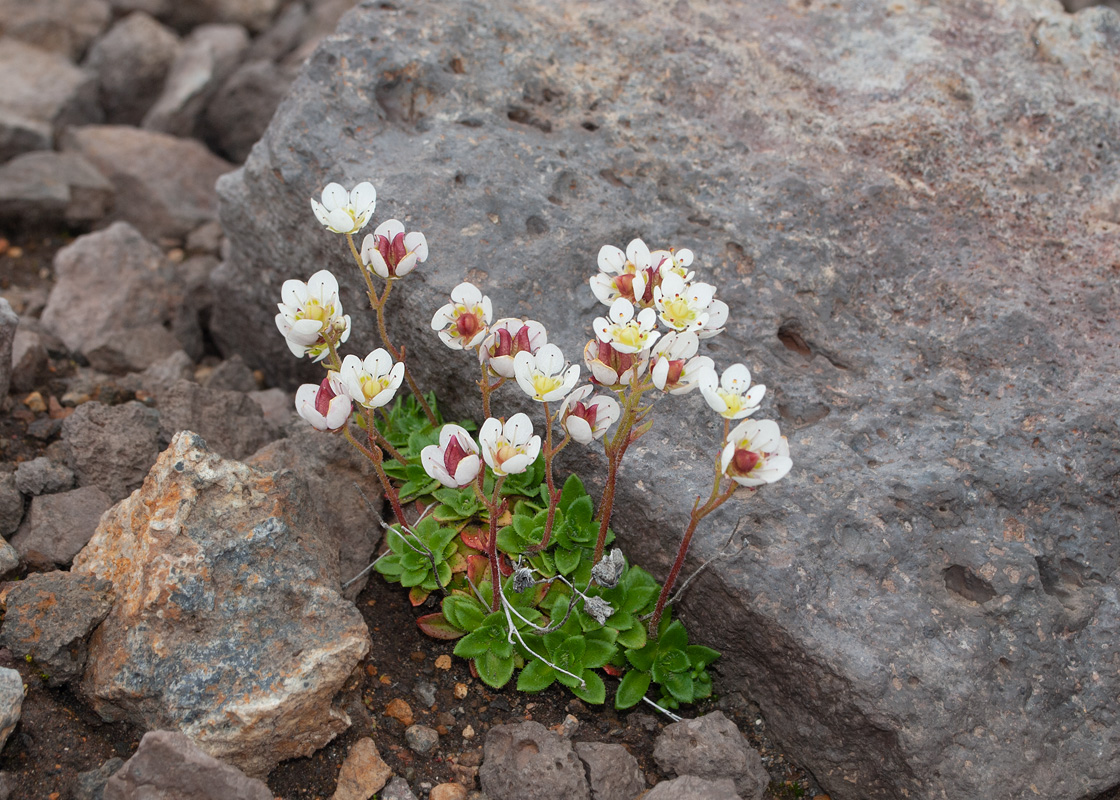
[444,435,470,477]
[313,376,338,417]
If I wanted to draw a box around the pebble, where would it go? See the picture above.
[23,392,46,412]
[429,783,467,800]
[385,698,414,726]
[413,679,436,708]
[453,682,468,699]
[461,725,475,740]
[404,724,439,755]
[435,654,452,670]
[329,738,392,800]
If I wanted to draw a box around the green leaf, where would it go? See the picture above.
[454,629,495,659]
[516,658,556,692]
[374,555,404,578]
[554,546,581,576]
[615,623,647,650]
[554,636,587,672]
[615,669,652,709]
[582,638,617,669]
[565,495,594,528]
[475,650,515,688]
[400,567,429,587]
[605,610,634,631]
[416,613,466,640]
[657,649,690,675]
[661,670,695,703]
[659,619,690,652]
[443,594,487,631]
[558,473,586,511]
[686,645,720,670]
[572,669,606,704]
[625,641,656,671]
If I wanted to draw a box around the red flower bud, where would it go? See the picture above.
[313,376,338,417]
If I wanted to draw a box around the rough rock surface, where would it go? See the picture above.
[83,12,182,126]
[10,485,112,566]
[212,2,1120,798]
[0,151,114,228]
[379,776,418,800]
[75,758,125,800]
[479,721,589,800]
[0,37,101,162]
[162,0,283,34]
[0,570,114,686]
[0,669,23,752]
[0,475,23,537]
[143,24,250,139]
[247,424,379,598]
[204,58,295,162]
[61,400,161,501]
[0,0,110,60]
[574,742,646,800]
[41,223,195,373]
[0,298,15,399]
[14,456,76,496]
[72,431,371,777]
[62,127,233,240]
[156,379,276,460]
[9,323,49,393]
[652,712,767,800]
[329,737,392,800]
[644,775,742,800]
[103,730,273,800]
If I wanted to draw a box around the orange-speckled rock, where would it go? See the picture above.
[72,430,371,778]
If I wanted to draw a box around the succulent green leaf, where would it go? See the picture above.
[572,669,606,704]
[615,669,652,709]
[475,650,515,688]
[516,658,556,692]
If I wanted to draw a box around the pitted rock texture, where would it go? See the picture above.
[213,1,1120,798]
[72,431,371,777]
[652,712,767,800]
[479,721,589,800]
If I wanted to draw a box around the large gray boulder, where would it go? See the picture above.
[212,1,1120,798]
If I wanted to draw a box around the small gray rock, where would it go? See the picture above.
[644,775,741,800]
[83,11,182,126]
[75,757,125,800]
[0,570,114,686]
[143,24,250,139]
[10,324,50,394]
[413,679,437,709]
[0,150,114,229]
[0,298,16,399]
[0,668,24,751]
[185,220,223,255]
[653,712,767,800]
[162,0,283,34]
[10,485,112,567]
[0,39,101,162]
[117,350,196,400]
[203,355,257,393]
[62,400,161,501]
[405,724,440,755]
[204,58,295,162]
[14,457,75,496]
[157,379,276,460]
[480,721,589,800]
[103,730,273,800]
[0,539,19,578]
[0,474,26,537]
[0,0,110,60]
[380,776,419,800]
[574,742,645,800]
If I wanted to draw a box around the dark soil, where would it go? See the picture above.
[0,230,822,800]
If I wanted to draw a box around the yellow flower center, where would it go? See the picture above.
[361,375,388,402]
[531,374,564,398]
[720,391,744,418]
[611,323,645,350]
[495,443,520,465]
[300,299,329,325]
[663,296,695,327]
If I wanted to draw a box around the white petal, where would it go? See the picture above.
[651,357,669,390]
[564,415,594,445]
[368,250,390,279]
[365,348,393,376]
[431,304,454,330]
[451,454,482,486]
[597,245,626,273]
[405,231,428,261]
[721,363,752,392]
[310,198,331,227]
[349,181,377,212]
[593,316,611,342]
[626,238,651,268]
[451,282,482,306]
[421,445,453,486]
[589,275,617,306]
[375,218,404,239]
[321,183,348,209]
[608,298,633,324]
[478,417,503,450]
[326,208,354,233]
[281,279,307,307]
[498,453,530,476]
[537,343,565,375]
[505,413,534,446]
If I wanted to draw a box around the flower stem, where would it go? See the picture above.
[592,380,648,563]
[343,426,409,531]
[647,480,737,639]
[527,405,565,553]
[363,408,407,466]
[475,470,506,611]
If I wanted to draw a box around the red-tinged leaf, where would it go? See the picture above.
[460,527,487,550]
[469,659,480,679]
[448,552,468,574]
[409,586,431,606]
[499,553,514,577]
[602,663,623,677]
[467,554,490,586]
[416,612,466,640]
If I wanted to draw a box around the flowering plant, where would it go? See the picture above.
[273,182,791,713]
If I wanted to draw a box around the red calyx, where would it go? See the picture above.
[514,324,533,352]
[571,400,599,429]
[314,377,337,417]
[733,447,761,474]
[614,273,636,301]
[456,313,480,338]
[444,436,469,476]
[664,358,685,386]
[494,327,514,357]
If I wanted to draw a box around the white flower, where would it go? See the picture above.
[654,247,695,284]
[700,364,766,419]
[338,349,405,410]
[360,219,428,279]
[650,332,713,395]
[513,343,580,403]
[479,318,547,378]
[420,424,482,488]
[696,299,728,339]
[274,269,351,362]
[295,374,351,431]
[593,298,660,355]
[310,181,377,234]
[479,413,541,476]
[582,339,650,390]
[559,385,620,444]
[721,419,792,487]
[431,282,492,350]
[590,239,654,307]
[653,272,723,334]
